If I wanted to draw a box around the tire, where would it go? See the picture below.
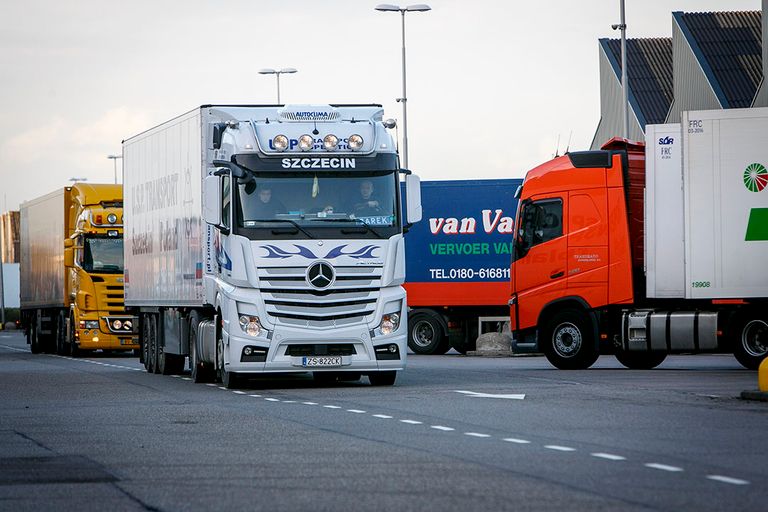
[450,321,479,355]
[541,309,599,370]
[369,371,397,386]
[189,311,214,383]
[407,310,449,355]
[217,319,239,389]
[68,314,82,358]
[141,315,151,371]
[148,314,158,374]
[733,317,768,370]
[55,311,68,356]
[30,321,42,354]
[615,350,667,369]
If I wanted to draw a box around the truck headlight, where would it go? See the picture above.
[348,134,363,151]
[299,134,314,151]
[107,213,117,224]
[379,313,400,335]
[272,135,289,151]
[323,134,338,151]
[239,315,263,337]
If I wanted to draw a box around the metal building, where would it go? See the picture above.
[592,3,764,148]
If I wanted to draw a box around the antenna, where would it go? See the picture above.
[565,131,573,154]
[554,134,561,158]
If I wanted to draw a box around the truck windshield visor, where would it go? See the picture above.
[235,170,400,239]
[82,236,124,274]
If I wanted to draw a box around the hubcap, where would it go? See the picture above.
[412,321,435,348]
[554,322,582,357]
[742,320,768,357]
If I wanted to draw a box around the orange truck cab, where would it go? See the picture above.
[510,122,768,370]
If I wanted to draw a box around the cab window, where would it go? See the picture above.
[515,199,563,259]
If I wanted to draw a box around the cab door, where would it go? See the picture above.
[512,196,568,331]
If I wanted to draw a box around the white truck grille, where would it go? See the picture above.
[258,266,382,327]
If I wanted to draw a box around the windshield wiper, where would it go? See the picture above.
[248,218,315,239]
[309,218,386,239]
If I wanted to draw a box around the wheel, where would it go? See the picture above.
[541,309,599,370]
[141,315,151,371]
[733,317,768,370]
[55,311,68,356]
[148,314,158,373]
[217,319,239,389]
[368,371,397,386]
[407,310,449,355]
[189,311,214,383]
[30,321,42,354]
[615,350,667,369]
[68,314,82,357]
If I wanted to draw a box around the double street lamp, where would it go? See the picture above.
[107,155,122,184]
[375,3,431,169]
[258,68,298,104]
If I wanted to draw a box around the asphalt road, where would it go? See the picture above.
[1,329,766,512]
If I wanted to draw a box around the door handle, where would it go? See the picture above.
[550,271,564,279]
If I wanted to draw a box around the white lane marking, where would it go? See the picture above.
[248,394,262,398]
[232,391,247,395]
[264,398,280,402]
[431,425,455,431]
[465,432,491,438]
[591,453,626,461]
[372,414,393,419]
[181,377,192,381]
[347,409,366,414]
[170,375,181,378]
[217,386,227,390]
[503,438,531,444]
[206,383,217,387]
[706,475,750,485]
[282,400,296,403]
[454,390,525,400]
[645,463,683,472]
[545,445,576,452]
[302,401,318,405]
[323,405,341,409]
[400,420,422,425]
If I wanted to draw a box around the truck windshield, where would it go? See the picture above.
[234,171,400,240]
[81,237,124,274]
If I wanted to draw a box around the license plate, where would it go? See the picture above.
[302,356,342,367]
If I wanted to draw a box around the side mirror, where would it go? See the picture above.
[404,173,422,224]
[203,175,222,226]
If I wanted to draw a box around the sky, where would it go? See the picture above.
[0,0,761,212]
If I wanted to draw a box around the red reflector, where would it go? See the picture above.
[600,333,608,340]
[96,214,103,223]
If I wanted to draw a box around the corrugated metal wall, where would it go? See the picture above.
[666,18,722,123]
[753,0,767,107]
[590,48,644,149]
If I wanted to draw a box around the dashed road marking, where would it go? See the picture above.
[545,445,576,452]
[264,398,280,402]
[465,432,491,438]
[400,420,422,425]
[372,414,393,419]
[707,475,749,485]
[232,390,247,394]
[249,394,262,398]
[431,425,455,431]
[347,409,366,414]
[591,453,626,461]
[503,438,531,444]
[323,405,341,409]
[645,463,683,472]
[302,401,318,405]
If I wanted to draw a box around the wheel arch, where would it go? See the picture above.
[537,296,599,349]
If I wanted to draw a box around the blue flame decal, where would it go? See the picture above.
[262,244,319,259]
[324,244,379,259]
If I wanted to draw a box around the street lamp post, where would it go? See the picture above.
[107,155,122,184]
[258,68,298,104]
[375,3,431,169]
[612,0,629,139]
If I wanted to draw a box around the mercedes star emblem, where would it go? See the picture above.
[307,261,335,289]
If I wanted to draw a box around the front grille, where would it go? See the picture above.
[285,344,356,357]
[258,266,381,324]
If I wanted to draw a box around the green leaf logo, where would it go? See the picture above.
[743,163,768,192]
